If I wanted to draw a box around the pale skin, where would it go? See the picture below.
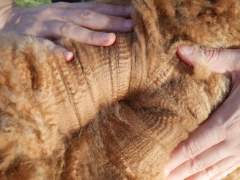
[164,45,240,180]
[2,1,240,179]
[0,0,133,61]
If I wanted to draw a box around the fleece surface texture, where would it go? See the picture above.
[1,0,240,179]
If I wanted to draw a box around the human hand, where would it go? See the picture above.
[164,45,240,180]
[0,2,132,61]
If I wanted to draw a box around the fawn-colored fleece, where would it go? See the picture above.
[1,0,240,179]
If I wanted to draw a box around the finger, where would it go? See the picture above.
[37,37,74,62]
[210,163,240,180]
[186,156,239,180]
[68,2,132,18]
[164,118,226,176]
[59,9,133,32]
[166,140,234,180]
[44,21,116,46]
[177,45,240,76]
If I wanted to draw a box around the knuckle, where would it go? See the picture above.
[39,6,54,16]
[60,22,73,37]
[111,5,120,14]
[88,31,95,43]
[184,141,200,159]
[87,2,101,11]
[204,48,220,65]
[40,39,51,46]
[38,39,57,52]
[26,18,38,29]
[188,157,205,173]
[77,10,96,21]
[205,165,220,177]
[108,16,115,28]
[111,5,124,15]
[52,46,62,53]
[56,2,68,6]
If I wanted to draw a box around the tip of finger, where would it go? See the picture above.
[102,33,116,46]
[64,51,74,62]
[177,46,195,67]
[125,6,132,13]
[178,45,193,55]
[124,6,132,17]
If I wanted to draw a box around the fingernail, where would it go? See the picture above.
[64,51,74,62]
[124,20,133,29]
[179,45,193,55]
[125,6,132,13]
[102,33,111,42]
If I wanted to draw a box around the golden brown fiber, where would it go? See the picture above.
[1,0,240,179]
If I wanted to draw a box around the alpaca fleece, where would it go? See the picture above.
[0,0,240,179]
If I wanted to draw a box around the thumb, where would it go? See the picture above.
[177,45,240,76]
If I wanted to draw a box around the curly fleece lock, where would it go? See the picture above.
[0,0,240,179]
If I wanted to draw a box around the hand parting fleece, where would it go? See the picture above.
[0,0,240,179]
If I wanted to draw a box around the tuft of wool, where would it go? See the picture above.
[1,0,240,179]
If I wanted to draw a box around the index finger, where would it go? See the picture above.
[69,2,132,18]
